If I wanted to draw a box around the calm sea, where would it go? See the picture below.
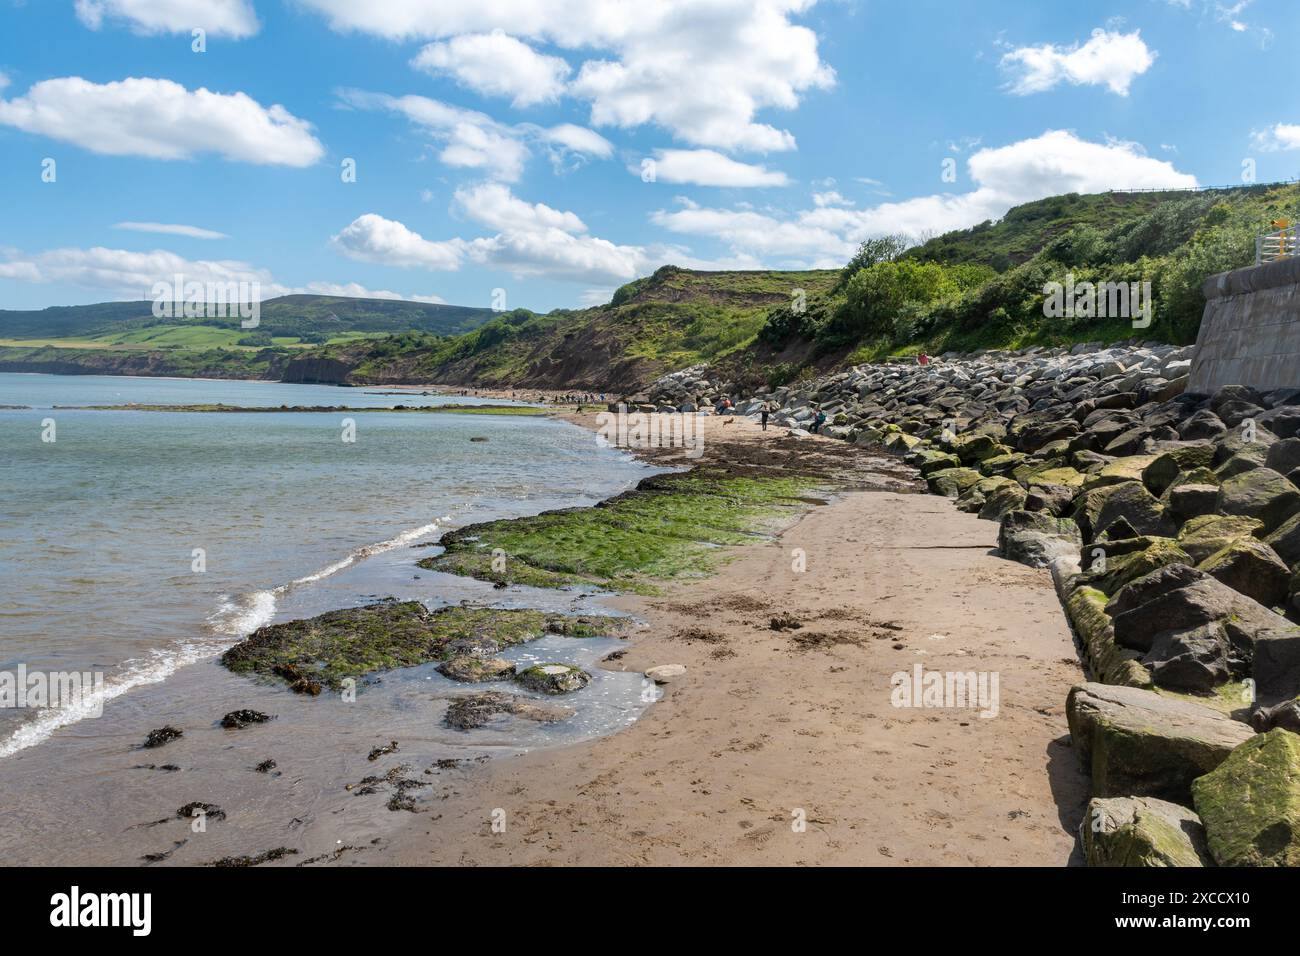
[0,374,656,864]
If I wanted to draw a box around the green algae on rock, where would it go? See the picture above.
[516,663,591,694]
[220,600,626,692]
[1192,728,1300,866]
[1080,795,1211,867]
[420,467,819,593]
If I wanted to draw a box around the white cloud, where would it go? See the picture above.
[0,245,449,304]
[643,148,790,187]
[0,246,276,298]
[454,182,587,233]
[298,281,446,304]
[339,90,529,181]
[340,89,610,180]
[1001,29,1156,96]
[333,185,656,285]
[332,214,467,270]
[812,190,852,207]
[1252,123,1300,151]
[412,30,570,107]
[466,228,650,284]
[298,0,833,152]
[537,123,614,160]
[652,130,1197,266]
[113,222,230,240]
[74,0,259,37]
[0,77,324,165]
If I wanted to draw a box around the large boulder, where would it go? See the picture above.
[977,481,1029,521]
[1092,482,1177,540]
[997,511,1082,568]
[1265,437,1300,476]
[1216,467,1300,534]
[926,466,983,497]
[1192,729,1300,866]
[1142,622,1234,692]
[1077,538,1191,597]
[1106,565,1288,656]
[1080,796,1211,867]
[1263,510,1300,567]
[1082,455,1158,492]
[1067,682,1254,802]
[1196,538,1290,608]
[1253,629,1300,703]
[1176,513,1264,564]
[948,432,1005,464]
[1142,444,1216,496]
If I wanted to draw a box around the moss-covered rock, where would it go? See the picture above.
[978,481,1030,521]
[1197,538,1290,608]
[926,466,983,498]
[1217,467,1300,534]
[1092,481,1177,540]
[978,452,1027,476]
[948,432,1006,464]
[1066,586,1153,688]
[1067,681,1254,802]
[1176,514,1264,564]
[1192,729,1300,866]
[437,656,516,683]
[515,663,591,695]
[1080,796,1211,867]
[428,468,818,592]
[1142,444,1216,496]
[221,601,624,692]
[1077,538,1192,597]
[1081,455,1159,493]
[914,450,961,477]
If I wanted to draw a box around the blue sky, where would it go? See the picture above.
[1,0,1298,314]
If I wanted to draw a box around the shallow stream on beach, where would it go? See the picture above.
[0,374,660,865]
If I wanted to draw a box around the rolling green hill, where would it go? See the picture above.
[296,266,840,390]
[0,294,496,342]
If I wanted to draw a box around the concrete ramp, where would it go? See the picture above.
[1190,257,1300,392]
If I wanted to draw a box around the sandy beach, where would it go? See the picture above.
[376,413,1090,866]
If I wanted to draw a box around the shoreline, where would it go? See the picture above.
[371,412,1091,866]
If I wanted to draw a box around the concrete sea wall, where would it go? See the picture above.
[1190,257,1300,393]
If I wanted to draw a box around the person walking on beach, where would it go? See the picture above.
[760,401,770,431]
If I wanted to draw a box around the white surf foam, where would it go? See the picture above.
[0,517,449,759]
[0,640,223,759]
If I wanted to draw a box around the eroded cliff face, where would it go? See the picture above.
[279,355,355,385]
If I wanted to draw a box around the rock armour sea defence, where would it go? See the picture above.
[656,340,1300,866]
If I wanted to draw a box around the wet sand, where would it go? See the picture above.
[376,414,1090,866]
